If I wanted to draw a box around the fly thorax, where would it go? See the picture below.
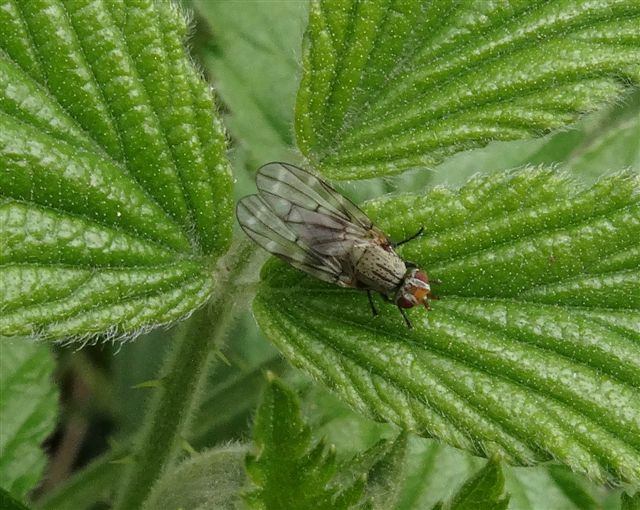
[352,244,406,294]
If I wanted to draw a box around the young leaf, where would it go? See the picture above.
[142,444,246,510]
[621,491,640,510]
[544,465,601,510]
[346,433,409,510]
[254,169,640,485]
[430,86,640,189]
[0,340,58,499]
[244,376,366,509]
[35,448,122,510]
[194,0,308,168]
[0,0,233,341]
[296,0,640,179]
[394,436,612,510]
[1,488,32,510]
[432,458,509,510]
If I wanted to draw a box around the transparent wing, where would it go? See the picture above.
[255,162,388,257]
[236,195,353,287]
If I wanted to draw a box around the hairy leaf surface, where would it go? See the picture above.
[296,0,640,179]
[245,377,366,509]
[0,0,233,340]
[143,444,246,510]
[245,376,409,509]
[255,169,640,485]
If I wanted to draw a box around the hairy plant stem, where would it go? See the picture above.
[114,238,260,510]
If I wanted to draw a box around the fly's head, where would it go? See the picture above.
[395,269,432,309]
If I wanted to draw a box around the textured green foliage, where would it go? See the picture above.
[245,377,409,510]
[296,0,640,179]
[429,86,640,190]
[302,388,615,510]
[255,169,640,485]
[394,437,611,510]
[432,458,509,510]
[245,376,366,509]
[1,488,31,510]
[622,491,640,510]
[0,340,58,499]
[0,0,233,341]
[194,0,308,169]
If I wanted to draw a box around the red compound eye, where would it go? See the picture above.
[397,295,416,308]
[414,270,429,283]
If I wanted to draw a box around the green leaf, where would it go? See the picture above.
[245,376,367,510]
[194,0,308,169]
[622,491,640,510]
[0,339,58,499]
[430,86,640,189]
[295,382,620,509]
[35,448,122,510]
[189,317,289,448]
[143,444,246,510]
[348,433,409,510]
[543,465,600,510]
[296,0,640,180]
[298,384,612,510]
[254,169,640,485]
[394,436,614,510]
[0,0,233,341]
[296,381,613,510]
[432,457,509,510]
[1,487,32,510]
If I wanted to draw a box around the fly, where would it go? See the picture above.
[236,162,436,328]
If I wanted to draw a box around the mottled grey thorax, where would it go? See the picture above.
[351,243,406,295]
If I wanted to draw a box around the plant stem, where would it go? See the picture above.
[113,238,259,510]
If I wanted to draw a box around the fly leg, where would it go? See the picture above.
[398,306,413,328]
[394,226,424,247]
[367,290,378,317]
[381,294,413,328]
